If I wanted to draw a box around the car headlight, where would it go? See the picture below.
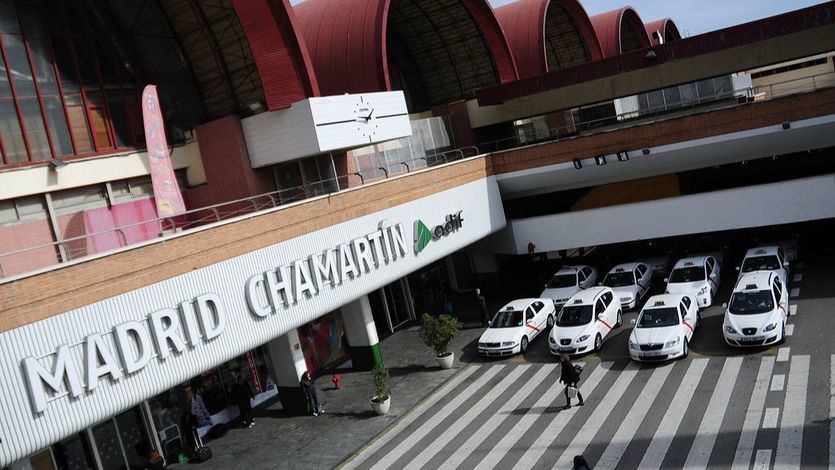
[577,334,590,343]
[698,286,708,295]
[501,341,515,347]
[629,340,638,349]
[621,296,632,303]
[763,323,777,332]
[725,325,737,335]
[664,337,680,348]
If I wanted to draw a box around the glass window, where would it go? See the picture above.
[0,1,20,34]
[682,296,692,308]
[557,304,593,326]
[729,290,774,315]
[547,274,577,288]
[663,86,682,106]
[679,304,687,320]
[670,267,706,283]
[526,307,534,321]
[2,33,36,96]
[680,83,698,103]
[603,271,635,287]
[65,95,93,153]
[86,96,113,150]
[19,98,51,159]
[0,97,27,162]
[43,96,72,155]
[490,309,523,328]
[15,194,46,219]
[50,432,97,470]
[647,90,665,110]
[637,308,679,328]
[26,31,59,96]
[697,79,715,99]
[595,299,606,315]
[741,255,781,272]
[107,93,131,147]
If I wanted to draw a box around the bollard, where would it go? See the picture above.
[332,373,342,390]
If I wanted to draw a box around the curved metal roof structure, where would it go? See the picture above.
[645,18,682,45]
[495,0,603,79]
[589,6,652,57]
[293,0,518,111]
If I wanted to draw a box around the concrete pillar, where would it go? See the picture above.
[342,296,383,370]
[266,330,309,415]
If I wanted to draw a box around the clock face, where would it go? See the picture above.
[354,99,379,140]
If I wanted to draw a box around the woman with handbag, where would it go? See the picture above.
[559,354,584,409]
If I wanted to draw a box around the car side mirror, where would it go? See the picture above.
[487,321,491,327]
[544,284,548,289]
[722,303,728,309]
[630,318,637,325]
[735,266,740,272]
[783,262,790,268]
[663,277,669,283]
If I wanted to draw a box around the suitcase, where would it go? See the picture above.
[191,429,213,463]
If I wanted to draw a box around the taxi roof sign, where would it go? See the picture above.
[683,261,695,266]
[573,299,584,304]
[653,300,666,306]
[745,283,758,290]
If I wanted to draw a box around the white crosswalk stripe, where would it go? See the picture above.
[402,365,530,469]
[786,324,795,336]
[731,356,775,470]
[346,354,823,470]
[793,273,803,282]
[829,354,835,470]
[777,347,791,362]
[776,355,810,469]
[437,364,559,469]
[791,287,800,298]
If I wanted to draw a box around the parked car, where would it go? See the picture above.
[628,294,699,362]
[477,299,555,357]
[540,265,598,309]
[601,262,652,310]
[548,287,621,356]
[665,255,722,308]
[723,271,789,347]
[737,246,789,285]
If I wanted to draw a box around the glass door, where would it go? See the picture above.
[384,279,414,330]
[90,407,155,469]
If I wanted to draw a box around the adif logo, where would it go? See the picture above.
[414,211,464,254]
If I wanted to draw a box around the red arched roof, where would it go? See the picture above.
[645,18,682,45]
[495,0,602,79]
[232,0,320,110]
[293,0,518,101]
[590,6,652,57]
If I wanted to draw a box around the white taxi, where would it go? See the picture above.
[737,246,789,285]
[665,255,721,307]
[549,287,621,356]
[601,262,652,310]
[540,265,598,309]
[478,299,555,357]
[628,294,699,362]
[723,271,789,347]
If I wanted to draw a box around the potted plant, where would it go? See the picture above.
[419,313,461,369]
[370,364,391,415]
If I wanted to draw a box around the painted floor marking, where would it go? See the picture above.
[789,305,798,316]
[368,366,504,470]
[775,355,810,469]
[793,273,803,282]
[754,449,772,470]
[550,362,642,470]
[434,364,556,469]
[341,366,480,470]
[771,375,785,392]
[762,408,780,429]
[683,357,744,470]
[785,324,795,336]
[830,355,835,470]
[508,363,611,470]
[731,357,776,470]
[790,287,800,298]
[777,347,791,363]
[406,364,532,469]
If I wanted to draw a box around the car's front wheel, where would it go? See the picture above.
[696,312,701,329]
[616,310,623,328]
[520,336,529,353]
[594,333,603,352]
[547,314,555,329]
[681,339,689,359]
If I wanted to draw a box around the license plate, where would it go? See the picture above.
[749,336,766,341]
[559,347,574,352]
[642,351,663,357]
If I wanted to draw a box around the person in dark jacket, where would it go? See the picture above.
[300,371,322,416]
[476,289,490,327]
[232,375,255,427]
[559,354,584,409]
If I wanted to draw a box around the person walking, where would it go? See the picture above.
[559,354,584,409]
[232,375,255,427]
[300,371,323,416]
[475,288,490,327]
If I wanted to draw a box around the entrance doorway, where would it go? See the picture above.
[89,406,156,469]
[368,278,416,338]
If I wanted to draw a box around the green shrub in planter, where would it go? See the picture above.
[371,364,390,402]
[419,313,462,357]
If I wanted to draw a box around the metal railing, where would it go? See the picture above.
[476,72,835,154]
[0,148,474,281]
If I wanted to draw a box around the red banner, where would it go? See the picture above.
[141,85,186,217]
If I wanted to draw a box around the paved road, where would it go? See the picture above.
[342,256,834,469]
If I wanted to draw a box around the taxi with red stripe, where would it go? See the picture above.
[478,299,556,357]
[628,294,699,362]
[548,287,622,356]
[722,271,789,347]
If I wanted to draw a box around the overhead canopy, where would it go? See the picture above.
[293,0,518,111]
[495,0,603,79]
[590,6,652,57]
[645,18,682,45]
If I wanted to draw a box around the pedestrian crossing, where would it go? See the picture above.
[343,353,822,470]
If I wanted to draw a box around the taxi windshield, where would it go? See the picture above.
[670,266,705,283]
[637,308,679,328]
[742,256,781,272]
[557,305,593,326]
[603,271,634,287]
[729,290,774,315]
[491,310,523,328]
[547,274,577,289]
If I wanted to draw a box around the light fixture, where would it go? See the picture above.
[782,121,791,130]
[573,159,583,170]
[616,151,629,162]
[645,50,657,59]
[595,155,607,166]
[48,159,66,170]
[642,148,651,155]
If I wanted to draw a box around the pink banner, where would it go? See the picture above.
[142,85,186,217]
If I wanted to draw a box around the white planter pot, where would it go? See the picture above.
[436,352,454,369]
[370,396,390,415]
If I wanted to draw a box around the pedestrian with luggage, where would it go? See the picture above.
[300,371,323,416]
[232,375,255,427]
[559,354,584,409]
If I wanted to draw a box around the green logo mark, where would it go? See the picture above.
[414,211,464,254]
[415,220,433,253]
